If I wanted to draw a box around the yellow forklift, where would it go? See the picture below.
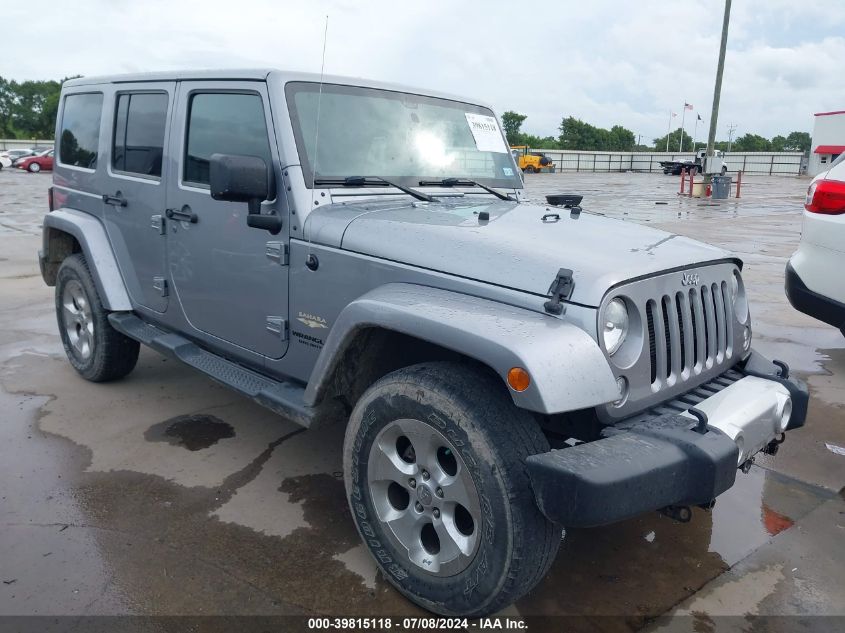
[510,145,555,173]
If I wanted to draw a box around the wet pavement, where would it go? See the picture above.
[1,169,844,627]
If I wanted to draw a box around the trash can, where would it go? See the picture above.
[712,175,732,199]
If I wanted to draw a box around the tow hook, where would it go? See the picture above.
[688,407,709,434]
[659,505,692,523]
[763,433,786,456]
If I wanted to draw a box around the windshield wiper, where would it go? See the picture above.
[313,176,435,202]
[418,178,514,201]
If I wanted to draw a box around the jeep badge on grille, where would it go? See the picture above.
[681,272,700,286]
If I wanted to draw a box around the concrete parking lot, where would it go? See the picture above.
[1,169,844,628]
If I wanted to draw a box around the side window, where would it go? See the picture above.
[113,92,168,178]
[184,92,271,186]
[59,93,104,169]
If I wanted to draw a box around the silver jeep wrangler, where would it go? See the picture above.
[39,69,807,616]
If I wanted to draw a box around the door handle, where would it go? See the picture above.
[102,193,127,207]
[166,206,198,223]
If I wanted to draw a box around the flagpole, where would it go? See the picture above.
[679,104,687,152]
[666,110,673,152]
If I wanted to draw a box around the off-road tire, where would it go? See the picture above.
[343,362,560,616]
[55,254,139,382]
[525,165,536,173]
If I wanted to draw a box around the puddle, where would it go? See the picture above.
[144,414,235,451]
[517,465,832,622]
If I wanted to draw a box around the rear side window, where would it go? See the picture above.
[59,93,103,169]
[113,92,168,178]
[184,92,271,186]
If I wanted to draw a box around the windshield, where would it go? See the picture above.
[285,82,521,189]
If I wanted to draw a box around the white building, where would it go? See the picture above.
[809,110,845,176]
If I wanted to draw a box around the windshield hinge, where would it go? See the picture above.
[544,268,574,315]
[265,241,289,266]
[266,317,288,340]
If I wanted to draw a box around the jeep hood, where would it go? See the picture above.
[304,198,735,307]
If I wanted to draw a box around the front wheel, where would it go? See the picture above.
[28,162,41,173]
[721,166,728,175]
[343,362,559,616]
[55,254,140,382]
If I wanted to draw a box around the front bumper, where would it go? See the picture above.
[526,350,808,527]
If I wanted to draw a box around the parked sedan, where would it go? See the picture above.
[786,152,845,334]
[15,148,54,173]
[0,148,37,168]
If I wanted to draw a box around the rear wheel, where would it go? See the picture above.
[55,254,139,382]
[524,165,536,173]
[343,362,559,616]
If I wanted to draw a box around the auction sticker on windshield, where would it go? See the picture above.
[464,112,508,153]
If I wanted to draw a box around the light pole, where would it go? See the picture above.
[726,123,737,153]
[705,0,731,183]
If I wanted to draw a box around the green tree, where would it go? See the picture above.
[0,75,71,139]
[652,128,695,153]
[501,111,528,145]
[784,131,811,153]
[608,125,635,151]
[732,133,771,152]
[770,135,787,152]
[558,116,634,151]
[520,134,559,149]
[0,76,15,138]
[11,79,62,138]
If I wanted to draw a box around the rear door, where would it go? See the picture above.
[102,84,174,313]
[164,81,289,359]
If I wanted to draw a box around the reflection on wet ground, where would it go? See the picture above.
[1,348,835,621]
[1,171,844,624]
[145,414,236,451]
[518,466,832,622]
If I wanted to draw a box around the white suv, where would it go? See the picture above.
[786,153,845,333]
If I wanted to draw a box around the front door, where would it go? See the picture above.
[102,84,174,313]
[165,81,289,359]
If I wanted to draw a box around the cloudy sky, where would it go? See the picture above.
[5,0,844,143]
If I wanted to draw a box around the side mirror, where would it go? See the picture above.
[209,153,281,234]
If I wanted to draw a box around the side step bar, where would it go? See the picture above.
[108,313,344,428]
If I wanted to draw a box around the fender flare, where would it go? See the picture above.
[41,208,132,311]
[304,283,618,414]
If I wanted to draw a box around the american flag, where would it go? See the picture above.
[684,103,694,110]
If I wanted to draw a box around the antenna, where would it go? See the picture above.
[307,15,329,260]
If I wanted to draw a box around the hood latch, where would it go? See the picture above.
[544,268,575,315]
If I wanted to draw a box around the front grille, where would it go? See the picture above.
[645,283,734,390]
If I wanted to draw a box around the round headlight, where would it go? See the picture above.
[602,298,629,355]
[732,271,749,324]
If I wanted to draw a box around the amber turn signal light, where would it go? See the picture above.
[507,367,531,392]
